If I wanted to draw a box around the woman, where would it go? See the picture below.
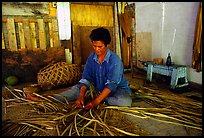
[55,27,132,110]
[26,27,132,110]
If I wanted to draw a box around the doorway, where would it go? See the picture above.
[70,2,115,65]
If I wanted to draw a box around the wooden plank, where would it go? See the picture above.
[131,17,137,75]
[122,36,130,67]
[18,22,26,49]
[52,19,61,47]
[70,2,115,6]
[29,22,37,48]
[44,19,52,23]
[2,2,49,16]
[114,2,121,58]
[14,18,23,23]
[7,18,17,51]
[37,19,47,50]
[2,32,5,49]
[23,19,32,49]
[51,19,58,32]
[125,3,136,71]
[72,24,81,65]
[80,26,93,65]
[29,19,37,23]
[48,22,54,48]
[70,4,114,27]
[49,2,57,17]
[2,23,9,49]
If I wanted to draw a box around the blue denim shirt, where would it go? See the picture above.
[79,49,131,96]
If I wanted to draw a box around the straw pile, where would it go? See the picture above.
[2,86,146,136]
[129,85,202,130]
[2,84,202,136]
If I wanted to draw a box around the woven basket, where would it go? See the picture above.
[37,62,81,90]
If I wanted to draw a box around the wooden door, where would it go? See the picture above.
[79,27,114,65]
[70,2,115,65]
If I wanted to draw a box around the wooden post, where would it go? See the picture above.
[48,22,54,48]
[7,18,17,51]
[72,23,81,65]
[18,22,26,49]
[2,32,5,49]
[29,22,37,48]
[52,19,61,47]
[38,19,47,50]
[23,19,32,49]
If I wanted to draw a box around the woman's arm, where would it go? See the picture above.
[76,85,88,108]
[84,87,111,110]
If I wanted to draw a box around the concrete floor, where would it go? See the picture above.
[2,69,202,136]
[124,69,202,136]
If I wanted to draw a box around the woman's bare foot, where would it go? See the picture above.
[23,87,41,101]
[26,93,41,101]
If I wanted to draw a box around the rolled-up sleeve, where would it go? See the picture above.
[79,79,91,88]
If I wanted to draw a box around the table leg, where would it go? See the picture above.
[170,68,178,89]
[146,64,153,83]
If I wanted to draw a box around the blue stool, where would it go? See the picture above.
[144,62,189,90]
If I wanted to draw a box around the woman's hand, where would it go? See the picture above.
[76,96,84,109]
[84,100,99,110]
[84,88,111,110]
[84,101,95,110]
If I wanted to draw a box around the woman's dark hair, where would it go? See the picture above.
[89,27,111,46]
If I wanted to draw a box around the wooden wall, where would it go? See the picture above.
[2,17,60,51]
[2,2,60,51]
[2,2,64,84]
[70,3,114,27]
[2,2,49,16]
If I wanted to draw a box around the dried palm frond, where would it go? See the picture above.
[130,85,202,130]
[2,84,202,136]
[2,85,142,136]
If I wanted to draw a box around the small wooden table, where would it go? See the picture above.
[143,62,189,89]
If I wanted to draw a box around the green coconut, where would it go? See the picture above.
[5,75,19,86]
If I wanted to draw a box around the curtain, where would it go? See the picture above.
[192,2,202,72]
[57,2,71,40]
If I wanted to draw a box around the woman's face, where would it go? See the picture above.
[92,41,107,57]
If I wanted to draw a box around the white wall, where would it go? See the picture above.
[132,2,202,84]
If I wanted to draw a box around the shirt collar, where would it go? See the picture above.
[93,49,111,64]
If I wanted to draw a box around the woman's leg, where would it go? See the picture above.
[105,89,132,106]
[52,84,80,102]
